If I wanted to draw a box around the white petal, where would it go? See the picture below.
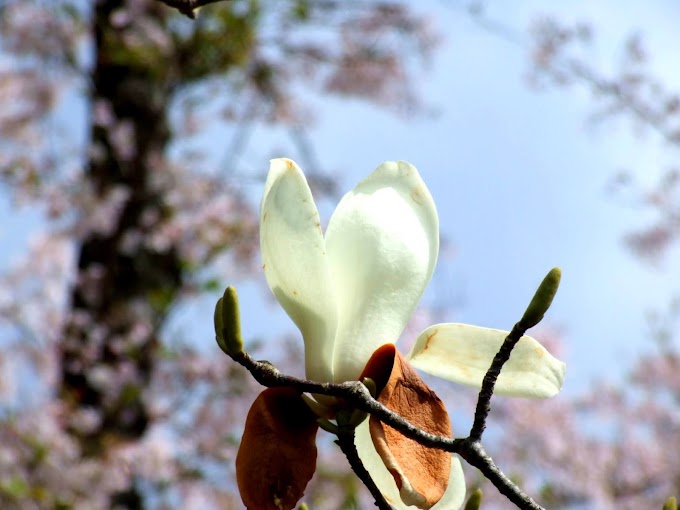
[260,158,337,382]
[407,323,566,398]
[325,161,439,382]
[355,419,466,509]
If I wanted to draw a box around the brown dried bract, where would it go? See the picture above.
[236,387,319,510]
[361,344,452,509]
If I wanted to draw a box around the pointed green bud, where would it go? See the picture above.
[521,267,561,329]
[362,377,377,398]
[663,496,678,510]
[334,406,368,429]
[219,286,243,355]
[348,408,368,427]
[317,418,339,434]
[298,504,310,510]
[214,297,227,353]
[464,488,482,510]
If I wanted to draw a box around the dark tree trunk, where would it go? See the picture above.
[59,1,182,506]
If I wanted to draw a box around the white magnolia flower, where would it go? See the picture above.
[239,158,566,510]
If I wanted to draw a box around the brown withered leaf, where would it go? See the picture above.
[236,387,318,510]
[361,344,452,509]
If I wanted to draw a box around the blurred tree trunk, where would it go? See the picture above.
[59,2,180,505]
[25,1,433,507]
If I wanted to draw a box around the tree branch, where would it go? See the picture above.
[335,427,393,510]
[469,320,529,441]
[226,349,546,510]
[219,269,563,509]
[458,440,543,510]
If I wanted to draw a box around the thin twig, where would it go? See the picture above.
[469,321,528,441]
[458,441,543,510]
[335,428,393,510]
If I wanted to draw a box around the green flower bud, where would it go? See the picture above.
[214,297,226,352]
[464,488,483,510]
[362,377,377,398]
[348,408,368,427]
[663,496,678,510]
[521,267,561,329]
[216,286,243,355]
[317,418,339,434]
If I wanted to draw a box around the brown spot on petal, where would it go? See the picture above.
[236,387,319,510]
[423,330,438,352]
[410,187,424,205]
[361,345,452,509]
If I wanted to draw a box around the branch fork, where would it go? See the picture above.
[217,268,562,509]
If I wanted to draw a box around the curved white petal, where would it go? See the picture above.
[355,420,466,509]
[260,158,337,381]
[407,324,566,398]
[326,161,439,382]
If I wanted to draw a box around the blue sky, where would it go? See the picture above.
[3,1,680,397]
[215,0,680,394]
